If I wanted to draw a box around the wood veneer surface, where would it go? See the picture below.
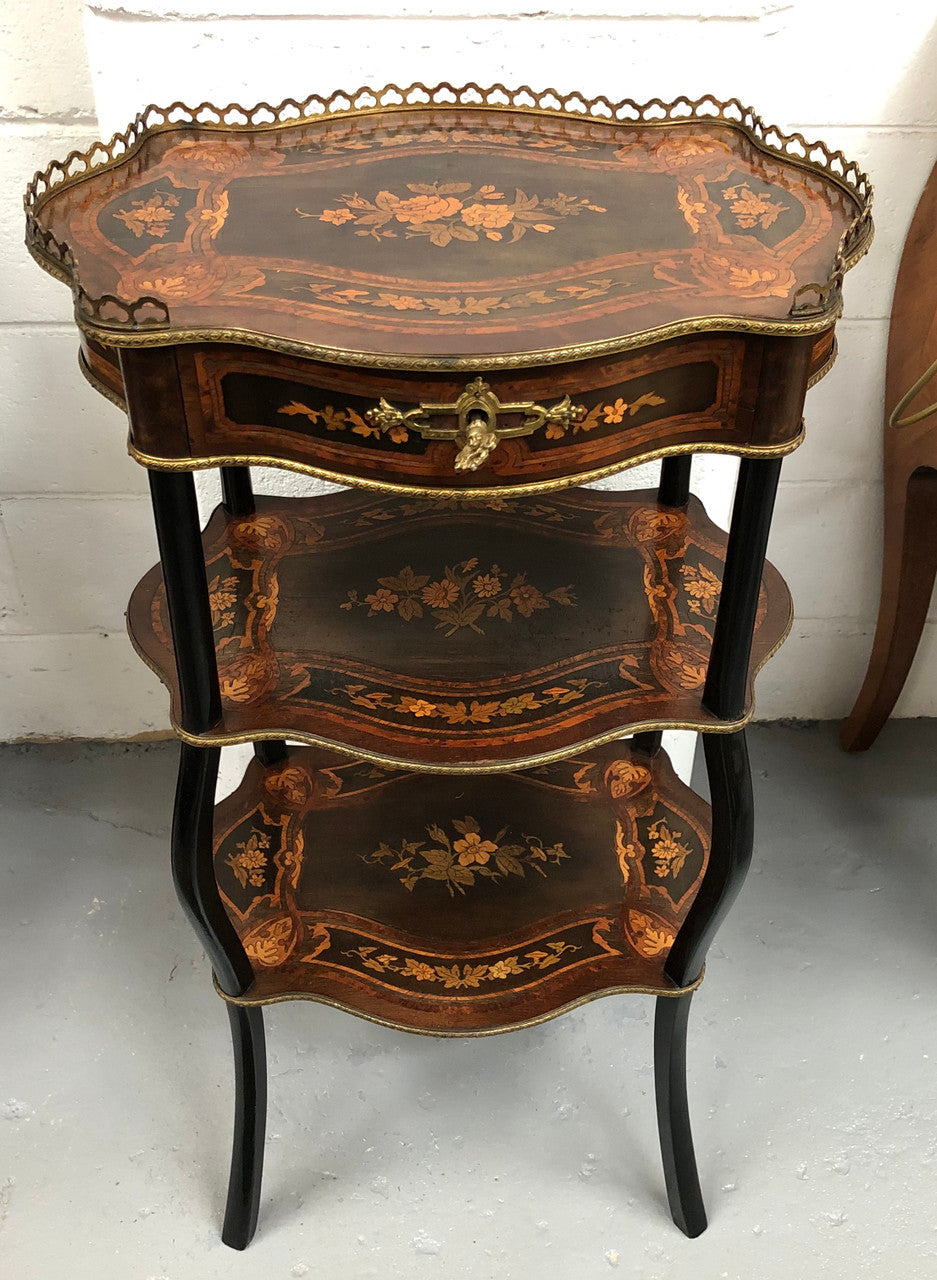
[128,487,792,767]
[213,741,710,1031]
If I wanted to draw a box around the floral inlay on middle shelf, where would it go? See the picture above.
[362,815,570,897]
[297,180,607,246]
[341,557,576,636]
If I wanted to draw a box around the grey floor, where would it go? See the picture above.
[2,724,936,1279]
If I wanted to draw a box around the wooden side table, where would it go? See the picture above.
[25,84,872,1249]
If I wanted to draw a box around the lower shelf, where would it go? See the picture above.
[213,740,711,1034]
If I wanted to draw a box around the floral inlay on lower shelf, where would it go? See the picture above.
[208,741,714,1020]
[646,819,692,879]
[225,830,271,889]
[618,817,692,884]
[341,558,575,636]
[339,929,602,989]
[131,488,788,764]
[680,562,721,618]
[363,815,570,897]
[297,179,607,246]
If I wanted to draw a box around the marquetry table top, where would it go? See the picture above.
[25,86,873,369]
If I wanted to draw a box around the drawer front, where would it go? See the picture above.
[180,335,759,493]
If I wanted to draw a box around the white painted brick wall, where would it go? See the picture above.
[5,0,937,744]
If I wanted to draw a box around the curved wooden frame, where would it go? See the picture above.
[842,156,937,751]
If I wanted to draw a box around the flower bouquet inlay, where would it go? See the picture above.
[341,557,576,636]
[362,814,570,897]
[298,180,607,247]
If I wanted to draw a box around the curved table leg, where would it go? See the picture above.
[254,740,289,766]
[222,1004,267,1250]
[653,730,754,1236]
[654,991,706,1237]
[841,465,937,751]
[171,743,265,1246]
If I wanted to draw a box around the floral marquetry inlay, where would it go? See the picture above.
[299,179,607,247]
[722,183,788,231]
[363,814,570,897]
[226,830,272,890]
[341,558,575,636]
[28,88,871,366]
[210,738,712,1024]
[114,189,181,239]
[128,487,792,766]
[646,819,692,879]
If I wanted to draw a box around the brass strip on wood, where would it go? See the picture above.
[126,428,806,500]
[133,596,791,774]
[212,966,706,1034]
[77,311,847,372]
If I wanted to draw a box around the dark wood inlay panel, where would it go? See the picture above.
[213,740,711,1030]
[127,486,791,766]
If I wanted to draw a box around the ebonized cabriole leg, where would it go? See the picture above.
[654,991,705,1237]
[652,458,774,1237]
[171,743,253,995]
[173,743,267,1248]
[667,732,755,986]
[219,469,289,768]
[148,471,222,734]
[222,1004,267,1251]
[221,465,255,517]
[703,458,782,722]
[658,454,692,508]
[153,469,269,1245]
[654,730,755,1238]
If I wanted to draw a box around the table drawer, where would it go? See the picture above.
[180,335,764,493]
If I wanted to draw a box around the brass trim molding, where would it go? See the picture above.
[888,355,937,429]
[77,351,126,410]
[806,338,838,389]
[127,426,807,499]
[131,601,792,775]
[25,83,873,371]
[77,311,850,373]
[212,966,706,1032]
[125,588,791,772]
[169,704,756,769]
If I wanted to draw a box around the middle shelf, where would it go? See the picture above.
[128,485,791,770]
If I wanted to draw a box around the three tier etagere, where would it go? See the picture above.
[26,83,872,1248]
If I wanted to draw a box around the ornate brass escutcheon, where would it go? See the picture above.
[365,377,586,471]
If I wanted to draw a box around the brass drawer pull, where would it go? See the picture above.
[365,377,586,472]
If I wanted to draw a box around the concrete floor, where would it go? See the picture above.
[2,723,936,1279]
